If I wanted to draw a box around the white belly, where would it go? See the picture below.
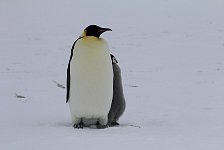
[69,37,113,120]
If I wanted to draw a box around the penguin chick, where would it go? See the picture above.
[67,25,113,129]
[108,54,126,126]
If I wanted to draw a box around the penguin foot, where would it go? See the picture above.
[96,124,108,129]
[96,121,108,129]
[109,122,119,127]
[73,123,84,129]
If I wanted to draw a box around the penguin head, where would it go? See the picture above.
[110,54,118,64]
[82,25,112,38]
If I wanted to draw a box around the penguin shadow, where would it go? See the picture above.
[51,121,142,129]
[52,120,169,129]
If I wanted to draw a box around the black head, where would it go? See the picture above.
[84,25,112,38]
[110,54,118,64]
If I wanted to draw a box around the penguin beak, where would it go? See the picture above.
[98,28,112,33]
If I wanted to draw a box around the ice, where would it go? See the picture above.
[1,0,224,149]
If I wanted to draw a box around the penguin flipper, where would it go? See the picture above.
[66,65,70,103]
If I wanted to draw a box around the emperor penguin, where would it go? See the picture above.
[108,54,126,126]
[66,25,113,129]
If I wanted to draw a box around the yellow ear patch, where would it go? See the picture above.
[80,30,87,37]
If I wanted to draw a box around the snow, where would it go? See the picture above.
[1,0,224,149]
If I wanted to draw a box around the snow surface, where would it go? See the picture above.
[1,0,224,149]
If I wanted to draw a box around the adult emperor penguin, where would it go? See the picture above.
[66,25,113,129]
[108,54,126,126]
